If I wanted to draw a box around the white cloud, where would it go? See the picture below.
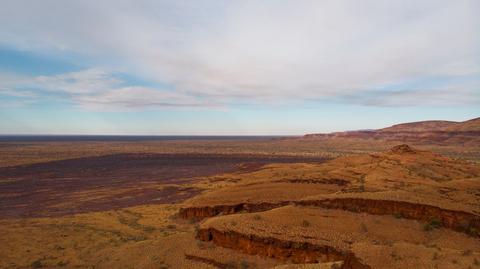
[0,69,212,110]
[34,69,119,94]
[351,87,480,107]
[0,0,478,108]
[75,86,210,110]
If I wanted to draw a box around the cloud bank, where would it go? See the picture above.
[0,0,479,109]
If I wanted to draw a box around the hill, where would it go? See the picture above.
[380,120,457,132]
[303,118,480,153]
[180,145,480,268]
[380,117,480,132]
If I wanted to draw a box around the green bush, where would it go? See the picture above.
[423,223,434,231]
[429,218,442,229]
[424,218,442,231]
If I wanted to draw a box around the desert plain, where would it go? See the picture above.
[1,118,480,269]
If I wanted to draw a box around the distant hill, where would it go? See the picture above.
[303,117,480,145]
[380,120,457,132]
[380,117,480,132]
[446,117,480,132]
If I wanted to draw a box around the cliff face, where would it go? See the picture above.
[181,198,480,237]
[197,227,370,269]
[297,198,480,236]
[179,201,290,220]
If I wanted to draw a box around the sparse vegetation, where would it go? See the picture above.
[424,218,442,231]
[57,261,68,267]
[166,224,176,229]
[239,259,250,269]
[196,241,205,249]
[158,263,169,269]
[390,251,402,261]
[358,175,366,192]
[225,260,237,269]
[143,226,155,232]
[31,260,43,268]
[360,223,368,233]
[253,214,262,220]
[423,223,434,231]
[331,263,342,269]
[429,218,442,228]
[301,220,310,227]
[292,242,303,249]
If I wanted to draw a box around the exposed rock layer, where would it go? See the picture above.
[197,228,370,269]
[181,198,480,236]
[297,198,480,236]
[272,178,350,186]
[179,201,290,220]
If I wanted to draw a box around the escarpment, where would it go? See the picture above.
[196,227,370,269]
[272,178,350,186]
[179,201,291,220]
[297,198,480,236]
[181,197,480,237]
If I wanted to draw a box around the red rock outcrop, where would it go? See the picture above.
[273,178,350,186]
[196,228,370,269]
[179,201,290,220]
[297,198,480,236]
[389,144,416,154]
[181,198,480,236]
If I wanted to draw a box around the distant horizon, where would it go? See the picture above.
[0,134,290,136]
[0,115,477,137]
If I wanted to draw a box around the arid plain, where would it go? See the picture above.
[1,118,479,269]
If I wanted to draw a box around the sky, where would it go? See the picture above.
[0,0,479,135]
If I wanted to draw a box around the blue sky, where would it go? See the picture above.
[0,1,479,135]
